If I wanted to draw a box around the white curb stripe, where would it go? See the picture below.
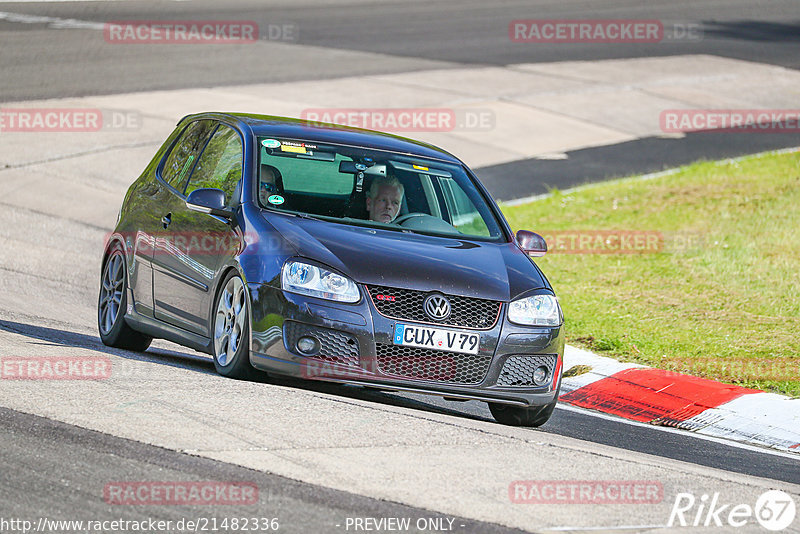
[560,345,643,394]
[685,394,800,451]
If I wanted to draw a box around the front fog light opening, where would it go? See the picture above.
[532,365,549,386]
[296,336,320,356]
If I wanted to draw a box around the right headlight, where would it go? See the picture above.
[281,260,360,303]
[507,294,561,326]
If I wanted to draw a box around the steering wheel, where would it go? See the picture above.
[393,212,428,225]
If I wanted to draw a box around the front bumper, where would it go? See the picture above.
[247,283,564,407]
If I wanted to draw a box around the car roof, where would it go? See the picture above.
[181,112,462,164]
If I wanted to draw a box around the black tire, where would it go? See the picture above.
[211,271,256,380]
[489,399,558,427]
[98,245,152,352]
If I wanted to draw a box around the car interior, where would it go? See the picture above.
[255,140,495,238]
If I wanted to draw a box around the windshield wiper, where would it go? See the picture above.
[264,208,324,222]
[290,211,323,221]
[337,217,407,232]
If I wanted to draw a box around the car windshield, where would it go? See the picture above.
[256,137,504,240]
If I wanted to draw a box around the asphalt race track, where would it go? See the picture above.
[3,0,800,100]
[3,0,800,195]
[1,1,799,533]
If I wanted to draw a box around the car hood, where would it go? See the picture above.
[267,214,547,301]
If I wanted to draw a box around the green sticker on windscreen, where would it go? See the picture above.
[262,139,281,149]
[268,194,284,205]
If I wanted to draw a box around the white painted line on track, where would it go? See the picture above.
[0,1,132,3]
[543,525,668,532]
[0,10,104,29]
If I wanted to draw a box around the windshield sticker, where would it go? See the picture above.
[267,194,285,205]
[394,161,451,178]
[279,140,318,155]
[261,139,281,149]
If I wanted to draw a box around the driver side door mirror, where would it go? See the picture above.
[185,188,234,219]
[516,230,547,257]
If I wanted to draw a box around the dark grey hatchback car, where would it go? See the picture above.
[99,112,564,426]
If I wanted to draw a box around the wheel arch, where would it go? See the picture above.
[101,236,120,264]
[100,233,131,273]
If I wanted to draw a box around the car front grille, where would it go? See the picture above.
[366,285,501,329]
[496,355,558,387]
[284,321,360,366]
[375,343,491,385]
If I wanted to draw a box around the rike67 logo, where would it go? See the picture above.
[668,490,796,531]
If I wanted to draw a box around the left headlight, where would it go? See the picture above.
[507,294,561,326]
[281,260,360,303]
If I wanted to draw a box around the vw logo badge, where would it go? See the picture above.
[424,294,451,321]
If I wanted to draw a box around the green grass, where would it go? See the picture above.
[500,151,800,396]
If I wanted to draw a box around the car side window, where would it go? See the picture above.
[438,176,491,237]
[184,124,243,206]
[160,120,215,191]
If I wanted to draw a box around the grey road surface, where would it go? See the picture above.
[2,316,799,487]
[1,1,799,532]
[2,0,799,199]
[1,0,799,101]
[0,406,525,534]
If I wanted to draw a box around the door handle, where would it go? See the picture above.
[161,213,172,229]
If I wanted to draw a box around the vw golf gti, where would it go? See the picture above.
[99,112,564,426]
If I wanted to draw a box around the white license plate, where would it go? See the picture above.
[393,323,480,355]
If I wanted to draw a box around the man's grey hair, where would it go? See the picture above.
[367,175,404,199]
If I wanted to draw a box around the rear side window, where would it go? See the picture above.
[185,124,243,205]
[160,120,215,191]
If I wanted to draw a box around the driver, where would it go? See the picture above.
[366,175,404,223]
[259,164,282,205]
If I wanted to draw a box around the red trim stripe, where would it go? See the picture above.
[560,368,759,424]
